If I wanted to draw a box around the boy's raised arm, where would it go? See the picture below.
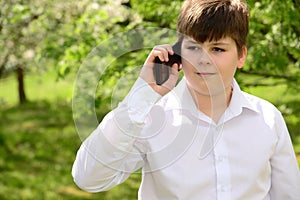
[72,77,161,192]
[71,43,181,192]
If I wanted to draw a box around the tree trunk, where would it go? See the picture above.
[0,54,9,78]
[16,66,27,104]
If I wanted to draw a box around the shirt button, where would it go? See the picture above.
[216,156,225,163]
[221,186,226,192]
[220,185,230,192]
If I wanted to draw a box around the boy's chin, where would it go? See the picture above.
[187,80,229,96]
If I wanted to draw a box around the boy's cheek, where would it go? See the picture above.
[181,55,196,67]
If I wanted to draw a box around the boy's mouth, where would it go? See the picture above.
[195,72,216,77]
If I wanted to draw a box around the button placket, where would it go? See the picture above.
[213,127,232,200]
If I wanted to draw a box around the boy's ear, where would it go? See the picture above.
[237,46,247,69]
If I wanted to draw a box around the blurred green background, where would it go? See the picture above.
[0,0,299,199]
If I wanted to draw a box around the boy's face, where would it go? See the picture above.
[181,36,247,96]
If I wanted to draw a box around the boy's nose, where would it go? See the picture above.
[197,50,212,66]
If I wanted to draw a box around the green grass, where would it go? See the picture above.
[0,71,299,199]
[0,101,141,200]
[0,71,140,200]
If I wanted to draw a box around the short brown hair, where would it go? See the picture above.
[177,0,249,57]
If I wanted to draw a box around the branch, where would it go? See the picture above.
[21,13,43,28]
[242,81,287,87]
[239,69,298,82]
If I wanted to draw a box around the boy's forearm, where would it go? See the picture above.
[72,77,161,192]
[72,118,143,192]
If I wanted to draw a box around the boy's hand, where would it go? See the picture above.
[140,44,181,96]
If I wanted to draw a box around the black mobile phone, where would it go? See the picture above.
[154,41,182,85]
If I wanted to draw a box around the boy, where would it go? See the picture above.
[72,0,300,199]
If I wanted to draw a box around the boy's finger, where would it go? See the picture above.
[170,63,179,74]
[166,46,174,55]
[152,50,165,62]
[153,45,173,62]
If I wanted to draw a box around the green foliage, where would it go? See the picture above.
[2,0,299,112]
[242,0,300,86]
[130,0,183,28]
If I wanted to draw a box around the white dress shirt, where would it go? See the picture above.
[72,77,300,200]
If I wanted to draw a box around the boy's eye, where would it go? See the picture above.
[187,46,199,51]
[212,47,225,52]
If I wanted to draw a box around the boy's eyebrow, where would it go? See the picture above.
[185,38,231,46]
[210,42,231,46]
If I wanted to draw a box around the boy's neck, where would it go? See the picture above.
[187,84,233,123]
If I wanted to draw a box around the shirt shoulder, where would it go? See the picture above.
[241,91,284,127]
[242,91,280,113]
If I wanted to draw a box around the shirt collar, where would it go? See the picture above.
[164,77,259,118]
[228,79,259,115]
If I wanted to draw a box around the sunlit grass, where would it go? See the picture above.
[0,69,73,107]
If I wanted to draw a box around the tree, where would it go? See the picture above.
[0,0,94,104]
[0,0,43,103]
[1,0,299,117]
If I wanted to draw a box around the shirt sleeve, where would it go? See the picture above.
[269,111,300,199]
[72,77,161,192]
